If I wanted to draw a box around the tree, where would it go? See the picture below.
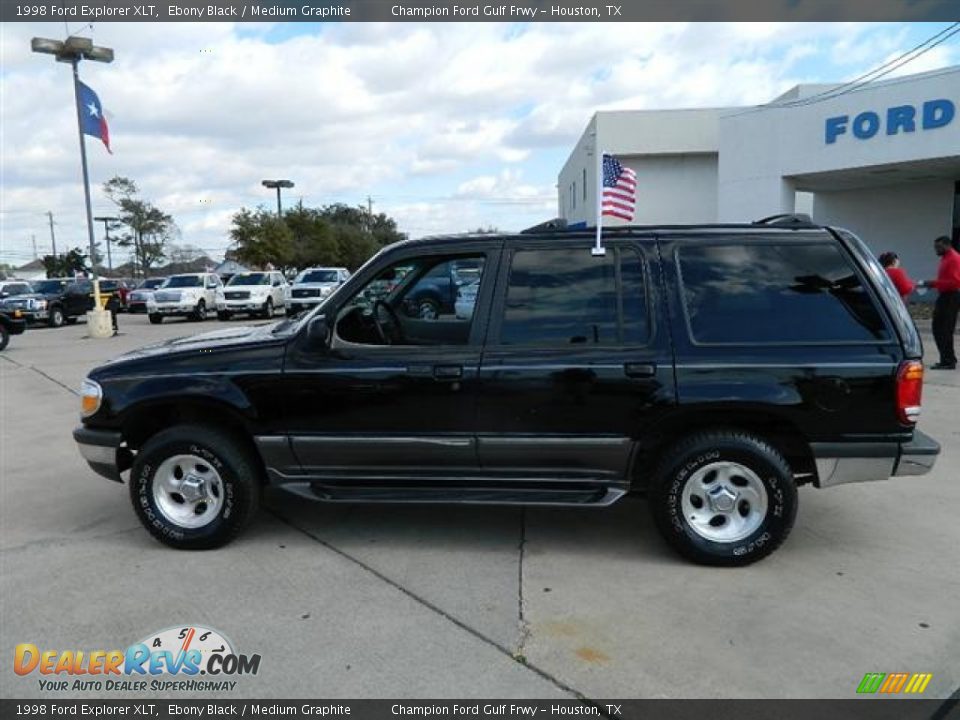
[42,248,87,278]
[229,208,295,270]
[102,176,178,276]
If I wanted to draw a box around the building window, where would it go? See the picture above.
[572,181,577,210]
[582,169,587,202]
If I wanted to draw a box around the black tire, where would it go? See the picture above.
[416,297,440,320]
[191,300,207,322]
[217,311,232,321]
[0,325,8,351]
[129,425,261,550]
[649,431,798,566]
[261,297,274,319]
[149,314,163,325]
[48,306,65,328]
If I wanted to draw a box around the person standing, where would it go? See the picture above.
[918,235,960,370]
[878,251,915,301]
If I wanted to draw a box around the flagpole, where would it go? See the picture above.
[71,58,102,308]
[592,149,605,256]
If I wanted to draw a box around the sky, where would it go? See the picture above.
[0,21,957,269]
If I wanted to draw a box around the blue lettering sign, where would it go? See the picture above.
[826,98,954,144]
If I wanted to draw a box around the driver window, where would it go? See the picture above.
[334,254,486,347]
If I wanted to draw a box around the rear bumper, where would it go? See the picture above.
[73,426,128,483]
[812,430,940,488]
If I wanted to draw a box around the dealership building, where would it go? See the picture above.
[559,66,960,280]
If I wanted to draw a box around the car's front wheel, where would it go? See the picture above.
[0,325,8,351]
[192,300,207,322]
[649,431,798,566]
[48,306,65,328]
[261,297,274,319]
[148,313,163,325]
[129,425,261,549]
[217,311,232,321]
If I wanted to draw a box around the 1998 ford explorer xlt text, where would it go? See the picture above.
[73,218,940,565]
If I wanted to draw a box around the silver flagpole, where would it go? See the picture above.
[592,148,605,256]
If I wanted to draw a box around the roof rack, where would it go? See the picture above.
[521,218,568,234]
[753,213,817,228]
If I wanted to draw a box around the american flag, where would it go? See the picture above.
[601,154,636,221]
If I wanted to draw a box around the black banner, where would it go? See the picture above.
[2,0,960,23]
[0,699,957,720]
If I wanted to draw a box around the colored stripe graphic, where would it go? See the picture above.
[904,673,933,694]
[880,672,910,693]
[857,673,886,694]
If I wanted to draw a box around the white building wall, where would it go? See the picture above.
[605,154,718,225]
[812,180,954,281]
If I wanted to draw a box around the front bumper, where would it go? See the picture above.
[217,299,268,313]
[73,426,129,483]
[148,302,196,316]
[812,430,940,488]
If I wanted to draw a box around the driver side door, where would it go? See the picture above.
[281,243,502,476]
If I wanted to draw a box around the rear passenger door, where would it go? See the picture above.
[475,238,676,481]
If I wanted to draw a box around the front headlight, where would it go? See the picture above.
[80,379,102,418]
[30,299,48,310]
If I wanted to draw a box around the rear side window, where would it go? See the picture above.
[677,242,889,344]
[498,247,648,346]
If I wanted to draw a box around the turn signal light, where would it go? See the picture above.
[895,361,923,425]
[80,379,102,418]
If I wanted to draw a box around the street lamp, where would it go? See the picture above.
[94,216,119,272]
[262,179,294,216]
[32,36,114,320]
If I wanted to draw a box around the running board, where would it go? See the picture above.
[278,483,626,507]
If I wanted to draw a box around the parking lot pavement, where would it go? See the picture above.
[1,315,958,700]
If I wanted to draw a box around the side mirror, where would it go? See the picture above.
[306,315,330,349]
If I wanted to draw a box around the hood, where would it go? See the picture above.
[96,323,281,368]
[2,293,49,303]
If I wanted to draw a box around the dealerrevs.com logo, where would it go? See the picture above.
[14,625,261,693]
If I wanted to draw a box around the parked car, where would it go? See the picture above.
[288,267,350,316]
[403,258,481,319]
[1,278,90,327]
[0,280,34,301]
[0,308,27,351]
[216,271,288,321]
[74,218,939,564]
[127,277,167,314]
[147,273,221,324]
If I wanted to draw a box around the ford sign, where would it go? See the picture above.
[825,99,954,144]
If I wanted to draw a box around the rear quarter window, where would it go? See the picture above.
[677,241,890,345]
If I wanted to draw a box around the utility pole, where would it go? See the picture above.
[31,234,37,261]
[47,211,57,257]
[366,195,373,232]
[94,216,118,273]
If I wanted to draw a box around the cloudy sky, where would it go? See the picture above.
[0,21,956,269]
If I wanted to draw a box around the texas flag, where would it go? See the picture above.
[78,81,111,154]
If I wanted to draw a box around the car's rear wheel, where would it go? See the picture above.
[416,297,440,320]
[129,425,261,549]
[48,306,65,328]
[0,325,8,351]
[649,431,798,566]
[149,314,163,325]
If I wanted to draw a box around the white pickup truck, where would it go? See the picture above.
[147,273,221,324]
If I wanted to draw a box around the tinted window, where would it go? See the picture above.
[500,248,647,346]
[300,270,339,283]
[228,273,269,286]
[677,242,889,344]
[165,275,203,288]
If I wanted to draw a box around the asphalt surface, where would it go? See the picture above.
[1,313,958,701]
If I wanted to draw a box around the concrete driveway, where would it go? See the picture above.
[1,314,958,700]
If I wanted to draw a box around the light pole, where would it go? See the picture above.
[32,36,113,315]
[94,216,119,273]
[262,179,294,217]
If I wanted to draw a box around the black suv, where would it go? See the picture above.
[3,278,92,327]
[73,221,940,565]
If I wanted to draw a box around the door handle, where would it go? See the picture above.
[434,365,463,380]
[624,362,656,378]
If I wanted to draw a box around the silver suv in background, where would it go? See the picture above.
[147,273,221,324]
[288,267,350,315]
[216,271,288,320]
[127,277,167,314]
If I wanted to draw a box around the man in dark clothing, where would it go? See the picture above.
[919,236,960,370]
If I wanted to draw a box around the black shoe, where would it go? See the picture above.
[930,362,957,370]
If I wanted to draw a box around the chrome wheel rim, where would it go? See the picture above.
[418,301,438,320]
[152,454,224,529]
[680,461,768,543]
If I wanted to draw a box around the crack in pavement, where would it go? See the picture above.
[516,507,531,659]
[264,506,607,706]
[0,353,78,397]
[0,525,142,555]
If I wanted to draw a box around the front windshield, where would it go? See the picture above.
[31,280,67,294]
[139,278,165,289]
[299,270,339,283]
[164,276,203,288]
[228,273,269,286]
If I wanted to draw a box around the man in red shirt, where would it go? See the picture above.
[919,235,960,370]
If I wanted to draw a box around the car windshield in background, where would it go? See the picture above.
[228,273,269,286]
[139,278,165,289]
[31,280,67,294]
[300,270,339,283]
[164,276,203,288]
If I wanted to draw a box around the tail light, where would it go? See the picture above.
[895,360,924,425]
